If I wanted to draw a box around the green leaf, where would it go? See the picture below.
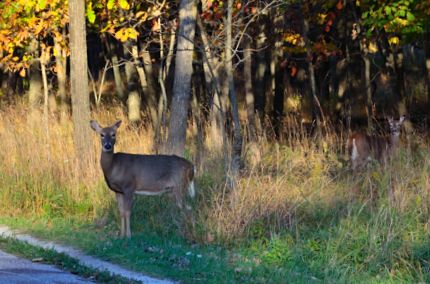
[86,3,96,24]
[385,6,391,16]
[37,0,46,11]
[406,12,415,21]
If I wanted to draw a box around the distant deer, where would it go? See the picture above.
[347,116,405,172]
[90,120,195,238]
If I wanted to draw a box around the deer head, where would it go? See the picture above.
[90,120,122,152]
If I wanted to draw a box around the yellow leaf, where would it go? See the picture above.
[119,0,130,10]
[317,13,327,25]
[126,28,139,40]
[368,42,378,53]
[19,69,26,77]
[388,36,400,46]
[136,11,148,22]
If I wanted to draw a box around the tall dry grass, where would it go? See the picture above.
[1,102,430,248]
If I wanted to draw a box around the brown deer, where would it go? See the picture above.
[90,120,195,238]
[347,116,405,172]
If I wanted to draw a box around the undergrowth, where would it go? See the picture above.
[1,104,430,282]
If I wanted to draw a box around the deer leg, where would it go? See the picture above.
[123,192,133,238]
[173,187,183,209]
[115,193,126,237]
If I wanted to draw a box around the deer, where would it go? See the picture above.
[90,120,195,238]
[346,116,405,173]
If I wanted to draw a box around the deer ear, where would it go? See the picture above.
[90,120,102,133]
[387,116,394,125]
[399,115,406,124]
[112,120,122,130]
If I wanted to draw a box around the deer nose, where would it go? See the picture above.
[103,143,113,151]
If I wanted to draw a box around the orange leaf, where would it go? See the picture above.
[19,69,26,77]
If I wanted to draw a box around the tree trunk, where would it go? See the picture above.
[104,35,125,100]
[271,8,285,139]
[124,56,141,123]
[425,24,430,105]
[226,0,242,180]
[69,0,92,174]
[303,17,325,131]
[166,0,198,156]
[196,17,226,154]
[28,40,42,111]
[361,40,374,132]
[54,37,68,115]
[40,49,52,163]
[243,37,256,140]
[254,17,268,124]
[140,44,159,128]
[130,43,147,123]
[28,60,43,110]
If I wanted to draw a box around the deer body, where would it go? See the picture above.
[91,120,195,238]
[347,116,405,172]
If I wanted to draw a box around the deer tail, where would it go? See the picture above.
[187,166,196,198]
[188,180,195,198]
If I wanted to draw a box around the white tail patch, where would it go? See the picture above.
[188,180,195,198]
[135,189,170,196]
[351,138,359,162]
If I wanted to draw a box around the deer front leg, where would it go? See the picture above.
[115,193,126,237]
[123,191,133,238]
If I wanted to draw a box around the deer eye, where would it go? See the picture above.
[100,133,105,138]
[112,133,116,137]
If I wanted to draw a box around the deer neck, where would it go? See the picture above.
[388,133,400,153]
[390,133,400,146]
[100,150,114,175]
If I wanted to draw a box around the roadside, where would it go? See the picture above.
[0,248,91,283]
[0,226,173,284]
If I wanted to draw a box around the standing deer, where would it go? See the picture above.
[90,120,195,238]
[347,116,405,172]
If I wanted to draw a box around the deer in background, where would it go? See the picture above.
[90,120,195,238]
[347,116,406,172]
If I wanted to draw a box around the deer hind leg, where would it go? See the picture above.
[115,193,126,237]
[173,188,183,209]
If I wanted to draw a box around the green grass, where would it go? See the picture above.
[2,197,430,283]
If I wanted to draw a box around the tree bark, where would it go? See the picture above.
[124,54,141,123]
[28,40,42,111]
[226,0,242,180]
[243,37,256,139]
[196,17,226,154]
[271,8,285,139]
[166,0,198,156]
[425,23,430,105]
[254,17,268,124]
[104,35,125,100]
[140,44,159,127]
[361,40,374,132]
[54,37,68,115]
[69,0,92,174]
[303,17,325,130]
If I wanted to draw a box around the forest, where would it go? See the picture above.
[1,0,430,282]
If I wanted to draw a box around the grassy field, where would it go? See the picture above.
[1,104,430,283]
